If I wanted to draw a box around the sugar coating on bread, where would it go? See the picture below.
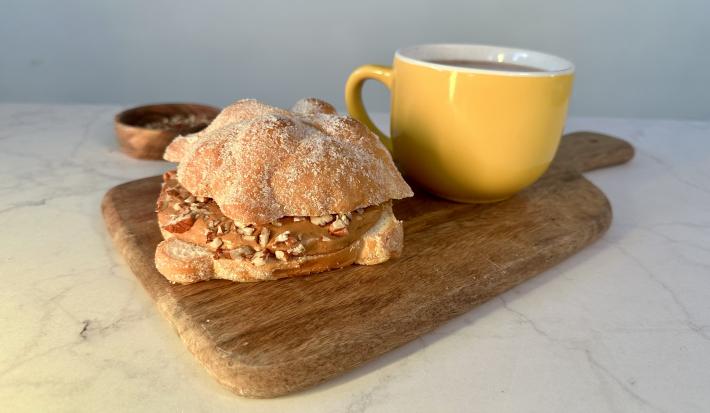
[164,98,412,225]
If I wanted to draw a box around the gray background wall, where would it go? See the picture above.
[1,0,708,119]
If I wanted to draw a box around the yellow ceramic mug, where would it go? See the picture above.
[345,44,574,203]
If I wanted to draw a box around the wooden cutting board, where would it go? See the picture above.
[101,131,634,398]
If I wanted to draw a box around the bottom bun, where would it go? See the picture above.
[155,205,403,284]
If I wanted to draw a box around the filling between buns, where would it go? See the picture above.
[156,170,387,267]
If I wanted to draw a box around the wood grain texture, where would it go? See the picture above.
[101,131,634,398]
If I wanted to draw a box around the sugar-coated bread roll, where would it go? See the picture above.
[155,98,412,284]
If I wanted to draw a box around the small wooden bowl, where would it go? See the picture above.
[114,103,220,160]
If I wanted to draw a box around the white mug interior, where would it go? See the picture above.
[395,44,575,77]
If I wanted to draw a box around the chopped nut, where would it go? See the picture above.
[222,239,233,249]
[236,245,254,255]
[321,235,332,242]
[185,196,195,203]
[172,203,182,211]
[330,219,347,230]
[242,235,256,242]
[163,214,195,233]
[288,244,306,256]
[209,237,223,249]
[258,227,270,248]
[189,204,200,211]
[238,226,255,236]
[251,251,267,266]
[216,225,224,235]
[226,245,253,258]
[274,250,287,261]
[274,231,290,243]
[310,214,334,226]
[196,196,206,203]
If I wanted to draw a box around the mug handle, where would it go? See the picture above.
[345,64,394,153]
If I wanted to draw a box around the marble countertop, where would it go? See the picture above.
[1,103,709,412]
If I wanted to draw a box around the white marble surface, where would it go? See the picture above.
[1,103,709,412]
